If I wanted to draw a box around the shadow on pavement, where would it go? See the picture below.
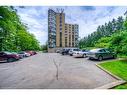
[0,60,21,64]
[89,58,118,62]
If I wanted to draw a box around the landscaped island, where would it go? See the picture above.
[99,59,127,89]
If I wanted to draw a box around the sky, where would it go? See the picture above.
[16,6,127,45]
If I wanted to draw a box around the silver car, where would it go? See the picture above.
[73,50,89,58]
[69,48,80,56]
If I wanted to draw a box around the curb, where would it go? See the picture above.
[95,62,126,89]
[96,80,126,89]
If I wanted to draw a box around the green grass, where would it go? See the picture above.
[118,54,127,58]
[114,83,127,89]
[99,59,127,89]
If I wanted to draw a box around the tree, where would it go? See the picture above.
[79,14,125,49]
[0,6,41,52]
[41,41,48,52]
[95,37,111,48]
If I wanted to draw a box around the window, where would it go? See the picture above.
[69,35,71,39]
[65,37,67,47]
[60,32,62,47]
[65,25,67,29]
[99,49,106,52]
[72,25,74,31]
[60,28,62,30]
[73,49,80,51]
[72,35,74,40]
[60,24,62,27]
[90,49,100,52]
[69,43,71,47]
[104,49,110,53]
[72,43,74,46]
[60,20,62,23]
[60,15,62,19]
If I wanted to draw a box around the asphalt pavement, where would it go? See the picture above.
[0,53,117,89]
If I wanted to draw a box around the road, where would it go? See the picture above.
[0,53,117,89]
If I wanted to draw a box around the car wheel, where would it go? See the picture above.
[83,54,86,58]
[98,56,103,61]
[7,58,15,62]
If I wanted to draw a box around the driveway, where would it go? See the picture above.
[0,53,117,89]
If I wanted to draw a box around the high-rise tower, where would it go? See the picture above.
[48,9,79,53]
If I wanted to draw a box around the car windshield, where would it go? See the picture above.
[90,49,101,52]
[19,52,24,54]
[11,52,17,54]
[82,50,89,52]
[73,49,80,51]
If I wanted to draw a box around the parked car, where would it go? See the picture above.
[56,50,60,53]
[11,52,24,59]
[32,51,37,55]
[73,50,89,58]
[61,48,70,55]
[26,51,32,56]
[87,48,117,61]
[18,51,30,57]
[69,48,80,56]
[26,51,34,56]
[0,51,20,62]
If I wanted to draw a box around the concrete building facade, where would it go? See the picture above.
[48,9,79,52]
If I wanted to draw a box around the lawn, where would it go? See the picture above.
[99,59,127,89]
[118,54,127,58]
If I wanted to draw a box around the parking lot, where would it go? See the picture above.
[0,53,117,89]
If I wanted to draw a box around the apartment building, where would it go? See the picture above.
[65,24,79,47]
[48,9,79,52]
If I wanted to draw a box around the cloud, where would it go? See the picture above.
[16,6,48,45]
[16,6,127,45]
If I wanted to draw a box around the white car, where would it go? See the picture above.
[24,52,31,57]
[73,50,89,58]
[69,48,80,56]
[18,51,30,57]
